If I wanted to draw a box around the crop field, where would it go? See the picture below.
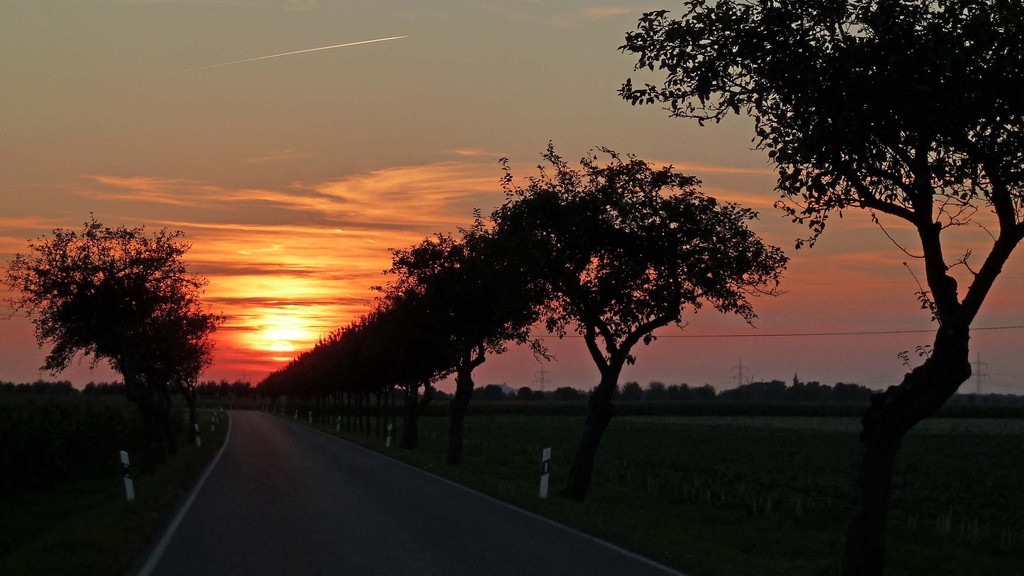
[0,393,229,575]
[0,393,146,494]
[317,412,1024,576]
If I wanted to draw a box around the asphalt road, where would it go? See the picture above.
[140,411,682,576]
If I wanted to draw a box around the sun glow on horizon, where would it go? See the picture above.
[228,320,319,368]
[268,340,296,353]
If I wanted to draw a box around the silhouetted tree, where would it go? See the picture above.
[476,384,508,401]
[619,381,643,401]
[691,384,717,401]
[82,382,126,395]
[494,145,787,500]
[161,306,221,445]
[370,288,457,448]
[620,2,1024,572]
[646,381,667,402]
[5,217,220,470]
[386,220,545,464]
[552,386,584,402]
[256,301,431,443]
[665,384,686,401]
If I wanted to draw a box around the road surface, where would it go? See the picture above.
[140,411,682,576]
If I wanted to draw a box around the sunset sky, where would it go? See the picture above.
[2,1,1022,393]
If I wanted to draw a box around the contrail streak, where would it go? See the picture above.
[174,35,409,74]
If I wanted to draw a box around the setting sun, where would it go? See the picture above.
[268,341,295,353]
[261,326,306,350]
[248,321,315,357]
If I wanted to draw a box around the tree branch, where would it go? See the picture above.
[960,230,1023,324]
[621,313,677,356]
[839,164,916,222]
[582,324,609,372]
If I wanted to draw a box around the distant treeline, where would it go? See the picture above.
[0,379,253,397]
[461,379,868,403]
[0,380,79,394]
[452,378,1024,406]
[192,380,255,398]
[4,378,1021,407]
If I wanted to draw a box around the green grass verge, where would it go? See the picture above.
[282,410,1022,576]
[0,410,229,576]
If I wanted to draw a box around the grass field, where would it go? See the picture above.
[292,410,1024,576]
[0,396,229,576]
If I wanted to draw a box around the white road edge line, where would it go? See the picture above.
[137,413,233,576]
[285,413,688,576]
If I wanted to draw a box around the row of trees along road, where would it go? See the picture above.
[5,218,221,471]
[619,1,1024,574]
[258,146,787,500]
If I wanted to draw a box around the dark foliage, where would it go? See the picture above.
[550,387,584,402]
[5,217,221,470]
[494,144,787,499]
[719,380,873,404]
[0,394,157,494]
[620,1,1024,572]
[385,221,547,462]
[0,380,76,395]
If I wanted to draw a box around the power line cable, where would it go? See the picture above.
[659,325,1024,338]
[533,324,1024,339]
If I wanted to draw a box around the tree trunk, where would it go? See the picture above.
[563,365,621,501]
[364,393,371,433]
[841,327,971,576]
[158,386,177,456]
[400,385,419,449]
[376,392,382,437]
[139,401,157,472]
[399,383,435,449]
[140,388,169,472]
[186,389,198,445]
[447,366,474,464]
[125,374,162,472]
[364,389,372,430]
[390,386,396,432]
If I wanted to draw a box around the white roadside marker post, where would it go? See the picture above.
[120,451,135,501]
[194,423,202,447]
[539,447,551,499]
[386,424,394,448]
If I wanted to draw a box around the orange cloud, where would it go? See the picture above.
[6,156,1019,386]
[670,162,776,176]
[80,176,199,206]
[449,148,502,158]
[67,160,508,380]
[584,6,642,19]
[244,150,313,165]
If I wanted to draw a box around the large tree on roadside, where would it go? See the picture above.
[387,221,547,464]
[494,145,787,500]
[368,288,458,449]
[619,1,1024,573]
[157,302,222,446]
[5,217,221,470]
